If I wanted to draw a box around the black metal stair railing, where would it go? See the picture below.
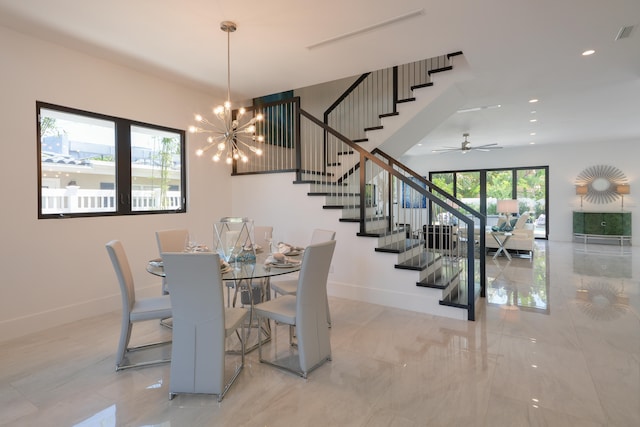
[323,52,463,143]
[299,108,483,320]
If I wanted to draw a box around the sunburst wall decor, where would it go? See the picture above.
[575,165,628,204]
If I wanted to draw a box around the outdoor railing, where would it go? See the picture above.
[41,188,182,214]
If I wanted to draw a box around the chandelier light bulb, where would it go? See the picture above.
[196,149,204,156]
[195,114,203,122]
[213,154,220,162]
[218,142,226,150]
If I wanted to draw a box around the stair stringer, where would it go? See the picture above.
[360,55,473,157]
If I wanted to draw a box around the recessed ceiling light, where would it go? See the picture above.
[582,49,595,56]
[530,132,536,136]
[530,119,537,123]
[531,110,537,114]
[417,143,422,146]
[529,99,539,103]
[529,141,536,145]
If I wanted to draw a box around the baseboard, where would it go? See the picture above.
[0,283,161,344]
[327,280,468,320]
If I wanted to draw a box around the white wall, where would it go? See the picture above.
[0,25,232,342]
[401,140,639,245]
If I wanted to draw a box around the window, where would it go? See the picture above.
[38,102,186,218]
[430,166,548,239]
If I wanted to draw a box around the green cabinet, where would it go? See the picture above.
[573,211,631,244]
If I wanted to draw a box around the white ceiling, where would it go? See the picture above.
[2,0,639,156]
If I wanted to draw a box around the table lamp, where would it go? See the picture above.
[576,185,588,208]
[616,184,630,210]
[496,199,519,231]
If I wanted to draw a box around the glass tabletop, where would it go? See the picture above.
[147,251,302,280]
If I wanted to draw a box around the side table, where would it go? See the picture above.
[491,231,513,260]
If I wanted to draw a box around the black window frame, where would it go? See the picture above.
[37,101,187,219]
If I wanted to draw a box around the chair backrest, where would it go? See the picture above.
[310,229,336,244]
[105,240,135,312]
[253,225,273,249]
[514,213,530,230]
[161,252,226,393]
[155,229,189,254]
[295,239,336,371]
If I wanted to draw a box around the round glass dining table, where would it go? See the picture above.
[147,251,302,352]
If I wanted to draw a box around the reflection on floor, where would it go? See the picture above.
[1,241,638,426]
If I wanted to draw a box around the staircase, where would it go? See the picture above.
[236,52,486,321]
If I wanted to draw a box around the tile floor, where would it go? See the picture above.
[1,240,638,426]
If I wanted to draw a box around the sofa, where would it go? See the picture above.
[485,213,534,255]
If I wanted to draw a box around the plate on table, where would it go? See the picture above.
[270,262,300,268]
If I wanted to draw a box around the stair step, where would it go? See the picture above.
[375,239,422,254]
[338,150,354,156]
[411,82,434,91]
[428,65,453,75]
[296,169,335,177]
[447,51,464,59]
[340,215,385,223]
[397,97,416,103]
[439,278,480,309]
[364,125,384,132]
[394,251,441,271]
[416,269,460,289]
[352,138,368,143]
[379,112,399,118]
[309,192,359,197]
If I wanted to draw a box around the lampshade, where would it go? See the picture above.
[496,199,518,215]
[576,185,588,195]
[616,184,630,195]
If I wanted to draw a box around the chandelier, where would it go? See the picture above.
[190,21,264,164]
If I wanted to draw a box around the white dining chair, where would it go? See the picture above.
[105,240,172,371]
[162,251,249,401]
[271,229,335,326]
[155,229,189,295]
[254,240,336,378]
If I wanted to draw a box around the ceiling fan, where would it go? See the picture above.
[432,133,503,154]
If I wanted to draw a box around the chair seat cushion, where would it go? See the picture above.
[270,279,297,295]
[224,307,249,337]
[253,295,296,325]
[130,295,172,322]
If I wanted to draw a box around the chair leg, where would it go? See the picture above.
[115,319,171,371]
[116,320,132,368]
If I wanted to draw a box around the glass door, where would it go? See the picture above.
[517,168,547,238]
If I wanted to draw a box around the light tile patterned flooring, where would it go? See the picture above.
[1,241,638,426]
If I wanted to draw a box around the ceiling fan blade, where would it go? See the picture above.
[432,147,461,152]
[473,143,502,149]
